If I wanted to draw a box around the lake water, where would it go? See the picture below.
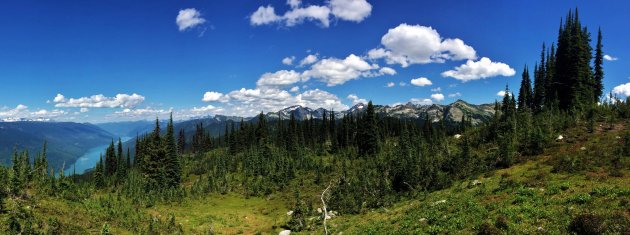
[64,137,131,175]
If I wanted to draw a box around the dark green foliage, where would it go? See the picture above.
[517,66,533,111]
[104,140,117,176]
[568,213,604,235]
[165,114,182,188]
[498,87,517,168]
[593,28,604,101]
[143,118,166,190]
[357,101,379,156]
[178,128,186,154]
[477,222,502,235]
[101,223,112,235]
[0,168,7,212]
[495,215,509,231]
[533,44,546,113]
[553,9,596,111]
[94,155,105,188]
[287,192,309,231]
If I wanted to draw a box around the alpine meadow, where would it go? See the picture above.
[0,1,629,234]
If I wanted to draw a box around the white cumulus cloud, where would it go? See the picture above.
[250,6,282,26]
[53,94,66,103]
[299,54,319,67]
[604,54,618,61]
[202,91,226,102]
[282,56,295,65]
[302,54,380,86]
[386,82,395,87]
[329,0,372,22]
[256,70,302,88]
[612,82,630,97]
[347,94,367,105]
[431,93,445,101]
[441,57,515,81]
[250,0,372,27]
[379,67,396,75]
[53,93,145,108]
[368,24,477,67]
[410,77,432,87]
[497,90,507,97]
[176,8,206,31]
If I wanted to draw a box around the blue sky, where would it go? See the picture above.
[0,0,628,122]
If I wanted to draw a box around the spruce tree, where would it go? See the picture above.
[545,43,557,108]
[533,44,546,112]
[10,150,23,196]
[143,118,165,190]
[517,65,533,111]
[165,113,181,188]
[104,140,117,176]
[94,155,105,188]
[554,8,594,110]
[358,101,379,156]
[593,28,604,101]
[178,128,186,154]
[116,138,126,178]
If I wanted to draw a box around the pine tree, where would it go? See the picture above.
[358,101,379,156]
[518,65,533,111]
[554,8,594,111]
[330,110,339,152]
[116,138,126,178]
[593,28,604,101]
[10,150,23,196]
[104,140,117,176]
[255,112,268,145]
[545,43,557,108]
[143,118,165,190]
[533,44,546,112]
[498,87,517,167]
[165,113,181,188]
[134,134,143,169]
[178,128,186,154]
[94,154,105,188]
[126,148,131,169]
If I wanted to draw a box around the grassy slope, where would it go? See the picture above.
[148,194,288,234]
[332,122,630,234]
[1,122,628,234]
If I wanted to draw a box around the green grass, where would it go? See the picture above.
[148,193,289,234]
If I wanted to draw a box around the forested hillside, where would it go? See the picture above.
[0,9,627,234]
[0,122,114,169]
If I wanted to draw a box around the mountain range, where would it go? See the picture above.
[266,99,495,125]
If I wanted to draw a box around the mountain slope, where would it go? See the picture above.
[0,122,114,169]
[95,120,158,138]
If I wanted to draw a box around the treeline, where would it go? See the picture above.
[519,8,604,113]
